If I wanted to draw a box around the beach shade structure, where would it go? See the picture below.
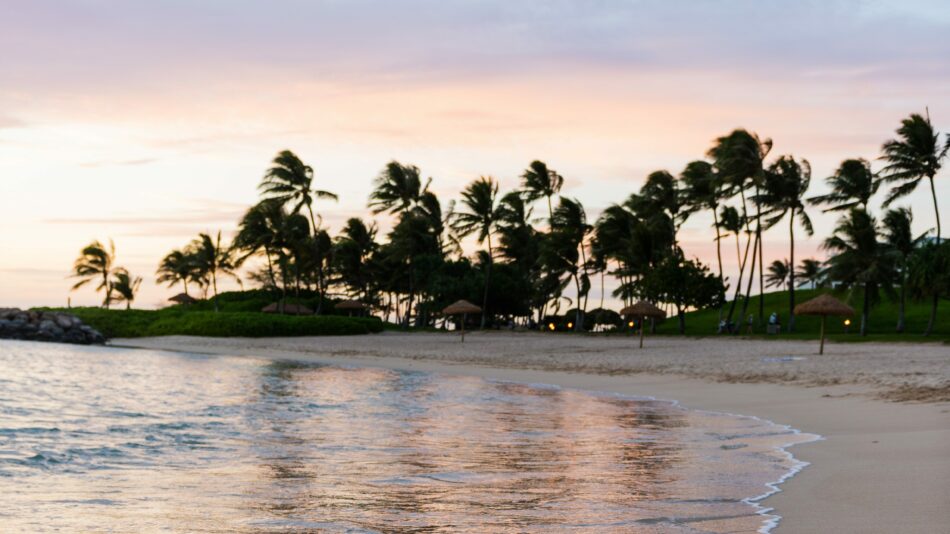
[442,300,482,343]
[620,301,667,349]
[334,299,366,316]
[168,293,197,305]
[261,302,314,315]
[794,294,854,355]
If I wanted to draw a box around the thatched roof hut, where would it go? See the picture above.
[261,302,313,315]
[620,301,666,348]
[620,301,666,318]
[334,299,366,311]
[442,300,481,342]
[794,294,854,316]
[794,294,853,355]
[442,300,482,315]
[168,293,197,305]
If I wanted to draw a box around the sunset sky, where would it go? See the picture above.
[1,0,948,308]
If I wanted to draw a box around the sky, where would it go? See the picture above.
[1,0,949,309]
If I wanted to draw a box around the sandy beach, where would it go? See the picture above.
[113,332,950,533]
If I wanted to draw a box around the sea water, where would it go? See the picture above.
[0,340,816,533]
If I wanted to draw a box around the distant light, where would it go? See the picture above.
[844,319,851,326]
[548,323,555,331]
[628,321,635,328]
[567,322,573,329]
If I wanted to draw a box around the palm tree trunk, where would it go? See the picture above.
[738,231,759,333]
[183,279,189,297]
[924,175,940,336]
[860,283,870,336]
[712,209,725,322]
[897,273,906,333]
[212,271,219,313]
[757,220,765,323]
[480,235,493,329]
[788,212,796,332]
[726,227,753,326]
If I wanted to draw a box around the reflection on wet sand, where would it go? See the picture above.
[0,342,813,533]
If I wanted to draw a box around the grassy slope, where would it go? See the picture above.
[653,288,950,342]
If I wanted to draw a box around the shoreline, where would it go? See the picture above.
[112,333,950,533]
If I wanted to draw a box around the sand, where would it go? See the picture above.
[112,332,950,533]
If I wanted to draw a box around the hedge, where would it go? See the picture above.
[45,308,383,339]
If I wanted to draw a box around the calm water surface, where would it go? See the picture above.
[0,340,814,533]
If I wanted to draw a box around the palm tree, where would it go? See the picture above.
[681,161,724,287]
[156,248,198,296]
[882,208,926,333]
[718,205,744,269]
[880,112,948,333]
[450,176,501,327]
[547,197,592,331]
[823,209,895,336]
[759,155,814,331]
[232,201,285,294]
[369,161,426,215]
[633,170,687,249]
[708,129,773,327]
[260,150,338,234]
[111,269,142,310]
[795,258,824,289]
[520,160,564,222]
[71,240,116,308]
[906,242,950,335]
[333,218,378,302]
[765,260,790,290]
[808,159,879,212]
[880,112,947,241]
[191,231,240,312]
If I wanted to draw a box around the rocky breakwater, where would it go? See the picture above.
[0,308,105,344]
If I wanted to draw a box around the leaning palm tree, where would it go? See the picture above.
[880,112,948,333]
[520,160,564,222]
[450,176,501,327]
[260,150,338,234]
[71,240,116,308]
[156,248,198,296]
[718,205,745,269]
[795,258,824,289]
[759,155,814,331]
[765,260,790,290]
[191,231,241,312]
[880,112,947,242]
[111,269,142,310]
[808,158,879,212]
[822,209,895,336]
[882,208,927,333]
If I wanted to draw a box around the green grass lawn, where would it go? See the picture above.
[652,288,950,342]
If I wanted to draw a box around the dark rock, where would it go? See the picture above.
[0,308,105,345]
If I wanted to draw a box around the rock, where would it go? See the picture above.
[0,308,105,345]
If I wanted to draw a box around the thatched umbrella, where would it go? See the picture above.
[794,294,854,355]
[261,302,313,315]
[168,293,197,305]
[620,301,667,348]
[442,300,481,342]
[335,299,366,316]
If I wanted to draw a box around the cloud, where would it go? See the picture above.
[0,115,26,129]
[79,157,158,168]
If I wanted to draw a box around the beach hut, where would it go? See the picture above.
[168,293,197,305]
[620,301,666,349]
[442,300,481,343]
[794,294,854,355]
[334,299,366,316]
[261,302,314,315]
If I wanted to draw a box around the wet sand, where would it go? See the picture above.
[113,332,950,533]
